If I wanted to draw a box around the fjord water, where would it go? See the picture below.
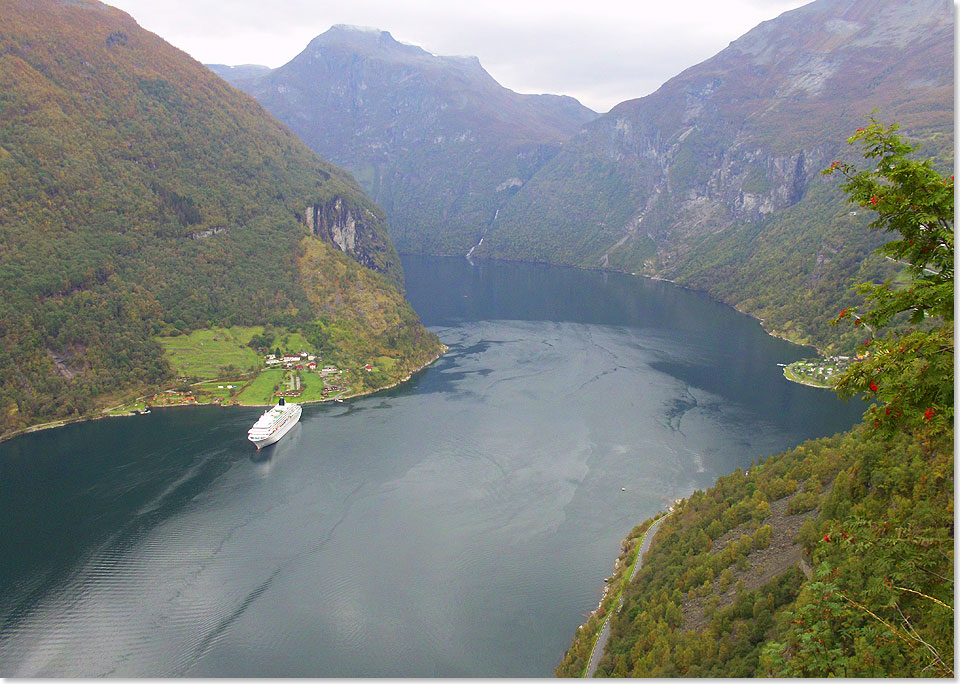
[0,257,863,677]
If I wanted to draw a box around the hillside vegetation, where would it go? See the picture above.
[481,0,953,354]
[558,124,953,678]
[0,0,441,437]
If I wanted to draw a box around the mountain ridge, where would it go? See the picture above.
[209,25,598,254]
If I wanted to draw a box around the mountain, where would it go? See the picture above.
[212,25,597,254]
[478,0,953,351]
[0,0,442,437]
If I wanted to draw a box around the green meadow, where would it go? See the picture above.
[158,326,263,380]
[234,369,286,404]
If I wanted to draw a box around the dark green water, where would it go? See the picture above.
[0,256,863,676]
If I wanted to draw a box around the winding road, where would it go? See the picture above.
[584,510,672,677]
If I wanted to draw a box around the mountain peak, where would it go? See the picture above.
[308,24,428,59]
[326,24,393,41]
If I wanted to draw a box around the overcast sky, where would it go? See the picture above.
[107,0,812,113]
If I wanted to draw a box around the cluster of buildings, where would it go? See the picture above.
[791,355,852,384]
[149,390,196,405]
[264,351,319,371]
[263,350,372,382]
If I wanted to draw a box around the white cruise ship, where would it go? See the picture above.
[247,397,301,449]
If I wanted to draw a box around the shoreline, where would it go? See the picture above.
[581,507,676,677]
[3,254,835,442]
[781,365,834,390]
[423,252,826,356]
[430,253,840,393]
[234,345,448,408]
[0,346,447,445]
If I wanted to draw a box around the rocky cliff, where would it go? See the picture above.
[301,197,402,285]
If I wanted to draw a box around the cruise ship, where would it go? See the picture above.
[247,397,302,449]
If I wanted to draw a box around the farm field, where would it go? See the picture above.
[192,380,247,403]
[157,326,263,380]
[234,369,286,405]
[97,324,388,414]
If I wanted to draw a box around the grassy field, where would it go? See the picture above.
[101,322,430,416]
[234,369,285,404]
[297,371,326,402]
[135,324,400,411]
[158,326,263,379]
[232,369,350,404]
[104,401,149,415]
[191,379,247,403]
[100,347,438,416]
[375,355,397,373]
[275,331,313,354]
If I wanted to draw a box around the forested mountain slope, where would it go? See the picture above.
[210,25,597,255]
[0,0,442,437]
[563,427,953,677]
[480,0,953,352]
[557,123,954,678]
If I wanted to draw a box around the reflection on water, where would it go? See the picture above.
[0,257,863,677]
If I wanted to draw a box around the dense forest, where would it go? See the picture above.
[557,123,953,677]
[0,0,441,438]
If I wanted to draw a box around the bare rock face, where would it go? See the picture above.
[301,197,400,282]
[304,199,358,254]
